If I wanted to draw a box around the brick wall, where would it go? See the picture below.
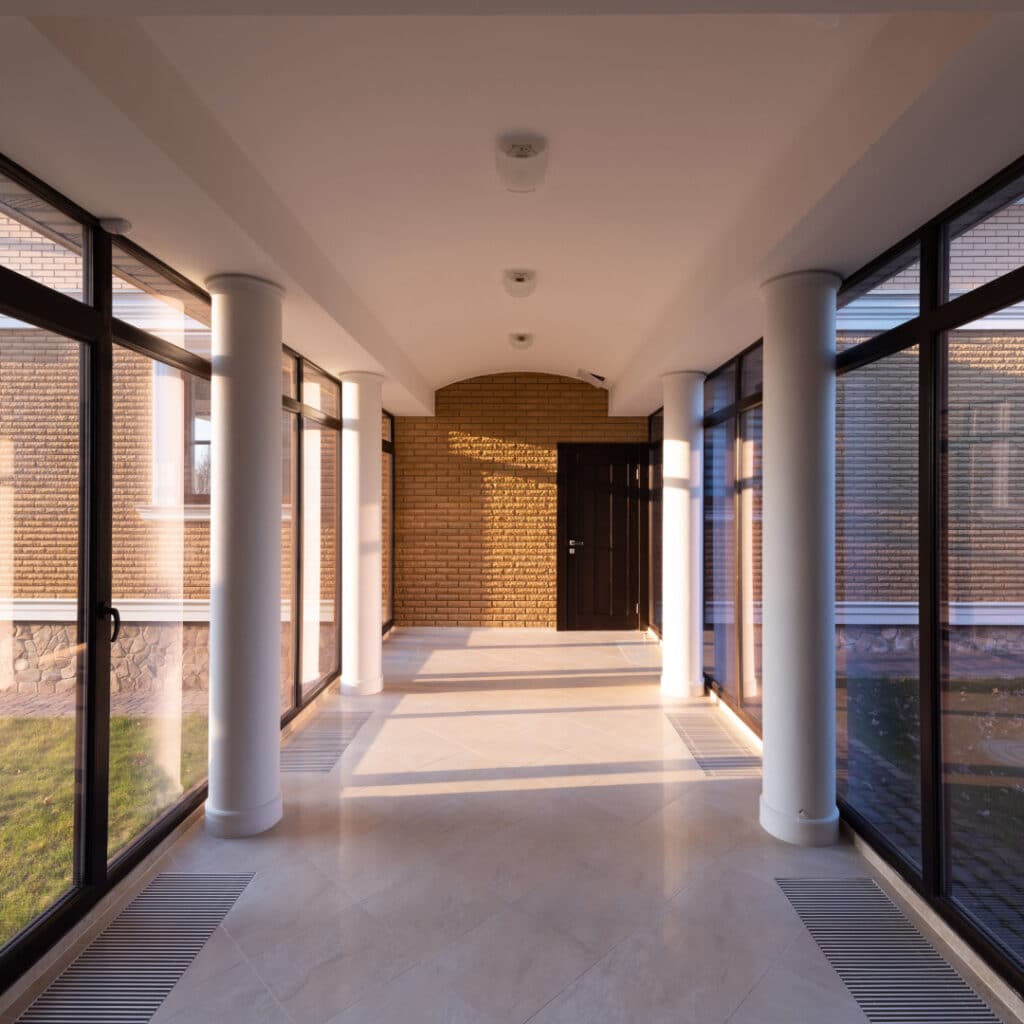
[394,373,648,628]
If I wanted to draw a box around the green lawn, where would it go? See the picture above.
[0,715,207,947]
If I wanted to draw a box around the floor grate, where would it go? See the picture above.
[778,877,1001,1023]
[665,709,761,777]
[280,710,371,772]
[18,873,253,1024]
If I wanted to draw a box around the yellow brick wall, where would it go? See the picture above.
[394,373,648,627]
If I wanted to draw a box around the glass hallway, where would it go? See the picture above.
[9,629,1005,1024]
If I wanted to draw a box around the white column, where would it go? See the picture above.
[759,270,841,847]
[205,274,283,839]
[661,371,704,698]
[341,372,383,695]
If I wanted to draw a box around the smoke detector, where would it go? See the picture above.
[503,269,537,298]
[99,217,132,235]
[495,134,548,193]
[509,332,534,351]
[577,369,608,389]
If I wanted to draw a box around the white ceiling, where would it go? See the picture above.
[3,11,1024,413]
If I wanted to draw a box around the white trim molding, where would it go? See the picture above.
[1,598,335,624]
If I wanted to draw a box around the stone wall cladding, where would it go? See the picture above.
[394,373,647,628]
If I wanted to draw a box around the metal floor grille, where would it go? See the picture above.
[280,710,371,772]
[778,878,1000,1023]
[666,709,761,777]
[18,873,253,1024]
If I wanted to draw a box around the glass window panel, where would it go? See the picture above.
[0,173,84,300]
[941,328,1024,964]
[704,364,736,415]
[107,347,209,861]
[650,410,663,634]
[837,247,920,351]
[738,407,763,718]
[0,322,83,947]
[835,348,920,869]
[301,419,338,695]
[186,376,211,503]
[703,419,736,696]
[302,364,340,419]
[949,186,1024,298]
[382,412,393,443]
[282,352,297,400]
[111,244,211,358]
[281,412,297,713]
[382,449,393,625]
[740,345,763,398]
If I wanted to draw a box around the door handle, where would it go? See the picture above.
[100,601,121,644]
[568,540,584,547]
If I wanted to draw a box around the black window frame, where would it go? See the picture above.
[701,339,764,735]
[382,409,396,636]
[0,151,341,985]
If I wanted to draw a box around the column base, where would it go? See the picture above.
[342,675,383,696]
[759,793,839,847]
[660,674,705,699]
[205,792,282,839]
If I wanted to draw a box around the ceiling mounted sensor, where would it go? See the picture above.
[509,332,534,351]
[99,217,132,235]
[577,369,608,389]
[503,269,537,298]
[496,134,548,193]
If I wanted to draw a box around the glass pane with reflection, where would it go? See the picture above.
[836,348,920,870]
[0,322,83,946]
[941,325,1024,965]
[108,347,209,861]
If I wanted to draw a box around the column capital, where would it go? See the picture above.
[660,370,706,381]
[760,269,842,293]
[338,370,385,386]
[205,273,285,299]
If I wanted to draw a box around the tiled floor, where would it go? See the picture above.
[125,628,996,1023]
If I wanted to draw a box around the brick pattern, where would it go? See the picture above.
[836,332,1024,603]
[394,373,647,627]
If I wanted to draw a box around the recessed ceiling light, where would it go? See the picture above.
[496,134,548,193]
[503,269,537,298]
[509,332,534,351]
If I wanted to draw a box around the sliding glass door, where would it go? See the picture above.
[0,322,85,949]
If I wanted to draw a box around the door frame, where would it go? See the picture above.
[556,442,646,631]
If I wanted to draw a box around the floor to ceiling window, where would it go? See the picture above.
[836,161,1024,988]
[647,409,663,636]
[702,342,763,724]
[0,152,344,981]
[382,410,395,634]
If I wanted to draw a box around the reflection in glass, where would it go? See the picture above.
[382,448,394,626]
[740,345,763,398]
[837,247,920,351]
[704,365,736,415]
[949,189,1024,297]
[0,173,84,300]
[302,365,340,419]
[281,412,297,713]
[649,411,664,634]
[0,324,83,946]
[301,419,339,695]
[108,347,209,861]
[703,420,736,697]
[111,244,211,357]
[738,408,762,718]
[835,348,920,868]
[941,327,1024,965]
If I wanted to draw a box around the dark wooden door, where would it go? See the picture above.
[557,443,641,630]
